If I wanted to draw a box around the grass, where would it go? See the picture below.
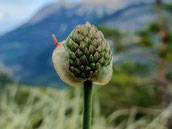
[0,84,172,129]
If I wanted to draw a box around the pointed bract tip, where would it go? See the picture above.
[52,34,60,48]
[86,21,91,25]
[85,21,91,28]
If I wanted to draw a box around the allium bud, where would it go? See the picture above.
[52,22,113,86]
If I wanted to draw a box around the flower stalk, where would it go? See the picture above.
[83,80,93,129]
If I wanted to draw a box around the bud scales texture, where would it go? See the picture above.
[63,22,112,79]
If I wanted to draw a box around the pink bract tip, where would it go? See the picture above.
[52,34,60,48]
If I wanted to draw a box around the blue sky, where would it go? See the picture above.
[0,0,81,35]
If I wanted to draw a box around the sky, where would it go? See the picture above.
[0,0,81,35]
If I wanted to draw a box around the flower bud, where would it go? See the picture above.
[52,22,113,86]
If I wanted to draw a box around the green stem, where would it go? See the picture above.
[83,80,93,129]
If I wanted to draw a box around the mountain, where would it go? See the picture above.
[100,3,155,31]
[0,1,155,86]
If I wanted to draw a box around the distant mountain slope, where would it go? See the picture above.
[0,2,155,86]
[100,3,155,31]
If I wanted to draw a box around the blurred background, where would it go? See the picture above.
[0,0,172,129]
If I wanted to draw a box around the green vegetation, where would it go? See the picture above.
[0,84,110,129]
[0,73,13,87]
[0,83,172,129]
[96,1,172,128]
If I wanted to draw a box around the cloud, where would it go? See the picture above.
[0,3,39,33]
[0,3,39,20]
[0,0,58,34]
[0,12,5,21]
[0,0,57,6]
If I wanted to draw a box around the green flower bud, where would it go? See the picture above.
[52,22,113,86]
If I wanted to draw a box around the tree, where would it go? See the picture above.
[155,0,172,128]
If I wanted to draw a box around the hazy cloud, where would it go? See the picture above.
[0,0,58,34]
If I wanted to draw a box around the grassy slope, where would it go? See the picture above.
[0,84,172,129]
